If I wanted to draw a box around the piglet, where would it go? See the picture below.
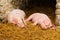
[8,9,26,27]
[26,13,55,29]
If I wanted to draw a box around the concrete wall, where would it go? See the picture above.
[0,0,14,22]
[56,0,60,26]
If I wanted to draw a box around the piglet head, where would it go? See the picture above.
[17,18,26,28]
[11,17,25,27]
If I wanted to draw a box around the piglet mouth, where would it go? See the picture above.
[49,24,55,29]
[50,26,54,28]
[50,25,55,28]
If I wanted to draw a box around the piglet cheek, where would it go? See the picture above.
[12,18,18,25]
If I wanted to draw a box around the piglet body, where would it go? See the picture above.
[8,9,26,27]
[26,13,55,29]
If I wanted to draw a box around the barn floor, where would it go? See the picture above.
[0,6,60,40]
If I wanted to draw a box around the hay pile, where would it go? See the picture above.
[0,22,60,40]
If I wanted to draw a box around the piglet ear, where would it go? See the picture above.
[22,19,25,24]
[23,18,27,25]
[44,19,49,25]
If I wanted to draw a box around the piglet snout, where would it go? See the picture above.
[50,24,55,29]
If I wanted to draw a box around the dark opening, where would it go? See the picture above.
[28,0,56,8]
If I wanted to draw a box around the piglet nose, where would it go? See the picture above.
[21,25,25,28]
[21,26,25,29]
